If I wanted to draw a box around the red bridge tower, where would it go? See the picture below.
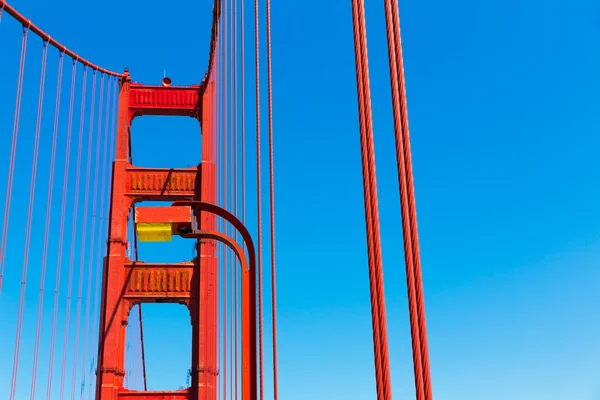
[94,71,257,400]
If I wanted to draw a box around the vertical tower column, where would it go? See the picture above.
[192,82,218,400]
[95,71,133,400]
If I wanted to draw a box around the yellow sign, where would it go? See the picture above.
[136,222,173,242]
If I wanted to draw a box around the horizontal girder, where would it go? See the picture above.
[126,166,199,201]
[129,83,201,118]
[117,389,190,400]
[123,261,195,304]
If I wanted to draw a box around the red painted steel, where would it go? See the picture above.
[117,391,188,400]
[382,1,433,398]
[94,75,220,400]
[125,167,199,200]
[0,1,434,399]
[0,0,123,76]
[134,206,192,225]
[129,83,201,118]
[350,0,393,399]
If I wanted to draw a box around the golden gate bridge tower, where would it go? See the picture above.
[0,0,433,399]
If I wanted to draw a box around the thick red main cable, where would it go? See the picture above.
[47,59,78,400]
[0,26,28,295]
[351,0,393,398]
[382,1,433,398]
[388,3,433,398]
[264,1,279,398]
[59,66,89,400]
[10,38,48,400]
[352,5,384,395]
[30,49,64,400]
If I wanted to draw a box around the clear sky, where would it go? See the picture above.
[0,0,599,399]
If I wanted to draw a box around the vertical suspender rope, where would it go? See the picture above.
[223,0,229,396]
[10,36,48,400]
[31,49,64,400]
[0,25,29,295]
[231,0,237,395]
[89,76,117,400]
[59,65,88,400]
[48,59,78,400]
[79,73,105,400]
[264,1,279,398]
[229,0,234,395]
[70,70,98,400]
[253,0,265,397]
[238,0,245,396]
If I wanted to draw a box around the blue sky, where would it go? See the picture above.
[1,0,600,399]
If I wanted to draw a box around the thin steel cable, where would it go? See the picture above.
[89,79,119,400]
[234,1,240,396]
[70,70,98,400]
[0,26,28,295]
[30,49,64,400]
[214,19,224,398]
[78,73,105,400]
[223,0,229,396]
[253,0,265,396]
[9,38,48,400]
[47,59,78,400]
[238,2,245,395]
[59,65,89,400]
[264,1,279,397]
[229,0,237,398]
[88,76,114,400]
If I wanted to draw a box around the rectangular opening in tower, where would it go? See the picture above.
[124,303,192,391]
[130,116,202,169]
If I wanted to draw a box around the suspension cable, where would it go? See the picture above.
[239,2,246,395]
[59,65,89,400]
[88,76,117,399]
[78,73,105,400]
[70,70,98,400]
[0,1,123,76]
[47,59,78,400]
[223,0,229,397]
[253,0,265,397]
[388,3,432,398]
[0,25,28,295]
[30,49,64,400]
[381,1,431,398]
[264,1,279,398]
[350,0,393,398]
[10,37,48,400]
